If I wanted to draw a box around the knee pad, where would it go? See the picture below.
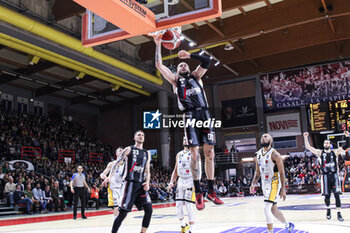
[142,204,153,228]
[185,202,195,222]
[324,195,331,207]
[176,201,185,219]
[264,202,273,224]
[334,193,341,208]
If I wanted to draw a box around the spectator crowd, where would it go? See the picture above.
[0,108,173,214]
[284,154,322,186]
[0,157,175,214]
[0,108,113,162]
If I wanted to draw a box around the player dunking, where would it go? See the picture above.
[100,147,125,221]
[169,137,196,233]
[250,134,295,233]
[304,131,349,221]
[103,131,152,233]
[154,37,223,210]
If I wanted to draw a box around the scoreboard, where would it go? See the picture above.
[310,100,350,132]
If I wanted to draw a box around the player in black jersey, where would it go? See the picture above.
[103,130,152,233]
[304,131,350,221]
[154,37,223,210]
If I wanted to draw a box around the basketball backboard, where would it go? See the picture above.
[75,0,222,47]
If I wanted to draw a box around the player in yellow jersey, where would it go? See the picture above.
[250,134,294,233]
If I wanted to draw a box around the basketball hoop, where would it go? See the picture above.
[78,0,221,47]
[147,26,182,38]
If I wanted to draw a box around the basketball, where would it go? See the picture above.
[161,29,181,50]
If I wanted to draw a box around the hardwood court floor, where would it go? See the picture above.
[0,194,349,233]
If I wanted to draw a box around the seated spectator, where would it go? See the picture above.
[17,179,24,191]
[4,177,16,206]
[24,184,39,213]
[89,183,100,210]
[228,181,236,196]
[218,183,227,197]
[51,181,65,212]
[14,184,33,214]
[33,183,47,213]
[43,185,53,211]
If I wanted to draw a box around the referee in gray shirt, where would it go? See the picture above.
[70,165,90,219]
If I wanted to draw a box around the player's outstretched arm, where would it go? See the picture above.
[100,161,113,180]
[303,132,322,156]
[154,37,177,86]
[335,130,350,155]
[272,150,286,201]
[110,147,130,176]
[178,51,211,80]
[103,147,131,187]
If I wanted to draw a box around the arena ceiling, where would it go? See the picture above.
[0,0,350,110]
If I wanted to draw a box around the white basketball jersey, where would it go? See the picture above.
[177,149,193,189]
[177,149,192,179]
[109,161,125,189]
[256,148,280,187]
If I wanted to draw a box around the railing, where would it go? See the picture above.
[21,146,41,159]
[58,150,75,163]
[214,152,238,165]
[89,153,103,164]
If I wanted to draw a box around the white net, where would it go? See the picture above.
[147,26,182,38]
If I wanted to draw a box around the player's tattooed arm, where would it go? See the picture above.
[102,147,130,187]
[188,53,211,80]
[154,37,177,86]
[303,132,322,156]
[108,147,130,180]
[272,150,287,201]
[272,150,286,189]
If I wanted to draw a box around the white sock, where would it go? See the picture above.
[114,215,118,220]
[189,224,194,232]
[283,221,289,228]
[268,230,273,233]
[180,219,186,227]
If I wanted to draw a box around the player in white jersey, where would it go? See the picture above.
[250,134,294,233]
[169,137,196,233]
[100,147,125,220]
